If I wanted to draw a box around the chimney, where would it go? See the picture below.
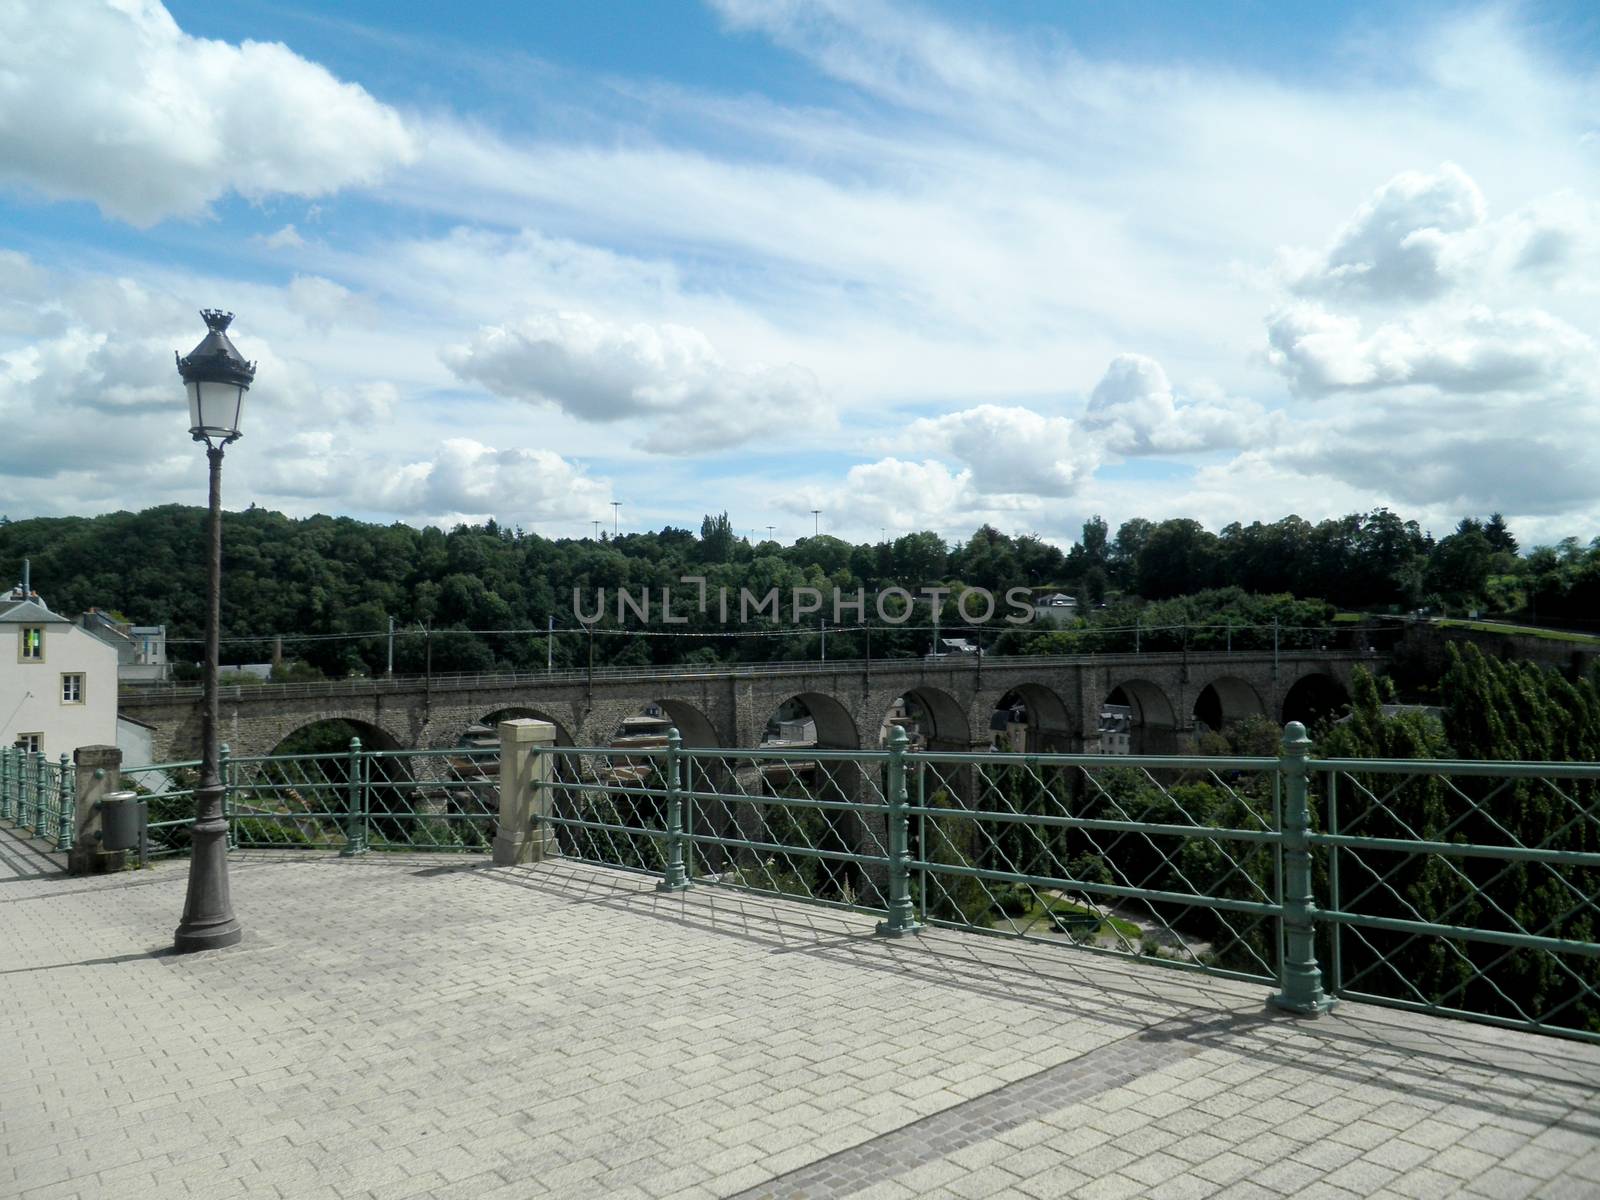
[21,557,29,596]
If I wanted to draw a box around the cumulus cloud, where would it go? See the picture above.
[901,405,1096,496]
[1080,354,1267,455]
[888,354,1264,506]
[825,458,978,530]
[1283,164,1486,301]
[260,435,610,527]
[0,1,415,225]
[442,311,832,453]
[1265,302,1595,396]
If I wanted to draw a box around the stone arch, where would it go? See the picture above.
[1280,672,1349,730]
[1103,678,1179,755]
[478,706,575,746]
[980,682,1076,753]
[727,689,871,901]
[263,715,406,757]
[881,685,970,750]
[650,697,721,748]
[758,691,860,749]
[1192,675,1267,734]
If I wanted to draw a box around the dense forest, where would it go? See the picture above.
[1,503,1597,678]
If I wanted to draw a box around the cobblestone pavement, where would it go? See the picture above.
[3,830,1599,1200]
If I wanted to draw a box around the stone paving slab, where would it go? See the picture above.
[2,831,1599,1200]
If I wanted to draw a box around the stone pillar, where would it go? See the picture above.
[69,745,123,875]
[493,719,558,866]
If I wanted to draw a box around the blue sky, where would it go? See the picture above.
[3,1,1600,547]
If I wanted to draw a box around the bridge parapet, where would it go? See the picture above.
[119,650,1378,760]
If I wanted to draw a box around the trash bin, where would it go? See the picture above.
[100,790,146,852]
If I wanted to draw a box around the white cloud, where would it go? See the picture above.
[442,311,833,453]
[823,458,979,531]
[901,405,1095,497]
[0,1,415,225]
[260,434,610,528]
[1081,354,1268,455]
[260,225,306,251]
[1283,164,1487,301]
[1264,301,1595,396]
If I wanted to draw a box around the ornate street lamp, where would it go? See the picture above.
[172,310,253,952]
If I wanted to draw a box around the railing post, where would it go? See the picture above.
[493,719,558,865]
[221,743,236,850]
[876,726,922,938]
[657,728,690,892]
[0,746,12,822]
[341,736,366,856]
[56,753,73,850]
[33,750,48,837]
[1270,721,1335,1015]
[69,746,121,875]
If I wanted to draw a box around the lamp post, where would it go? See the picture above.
[172,310,252,953]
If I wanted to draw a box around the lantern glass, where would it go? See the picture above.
[188,379,246,442]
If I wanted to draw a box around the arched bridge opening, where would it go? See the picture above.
[1192,676,1267,737]
[1280,673,1350,732]
[987,683,1075,754]
[881,686,969,750]
[1102,680,1179,755]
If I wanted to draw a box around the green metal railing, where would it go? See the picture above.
[115,724,1600,1043]
[120,741,500,857]
[0,746,75,852]
[530,725,1600,1045]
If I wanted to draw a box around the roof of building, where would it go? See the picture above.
[0,597,71,625]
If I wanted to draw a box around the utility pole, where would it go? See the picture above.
[424,619,433,716]
[592,519,601,540]
[546,615,553,675]
[820,617,826,663]
[1273,615,1280,681]
[612,500,621,537]
[386,615,394,677]
[1135,617,1140,655]
[766,524,775,542]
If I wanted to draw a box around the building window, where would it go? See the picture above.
[18,626,43,661]
[61,673,84,704]
[15,733,41,754]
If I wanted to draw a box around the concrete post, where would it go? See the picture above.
[69,745,124,875]
[493,719,558,866]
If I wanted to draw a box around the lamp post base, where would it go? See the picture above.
[173,784,241,954]
[173,918,243,953]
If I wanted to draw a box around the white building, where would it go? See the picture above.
[1095,704,1133,755]
[1,583,119,760]
[79,608,170,683]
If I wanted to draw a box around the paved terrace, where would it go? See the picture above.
[3,832,1599,1200]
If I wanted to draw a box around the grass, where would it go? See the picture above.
[1011,895,1142,941]
[1439,619,1600,646]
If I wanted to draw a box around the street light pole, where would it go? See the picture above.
[612,501,621,537]
[173,310,251,953]
[811,509,820,538]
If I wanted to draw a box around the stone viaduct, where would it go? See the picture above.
[118,649,1377,763]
